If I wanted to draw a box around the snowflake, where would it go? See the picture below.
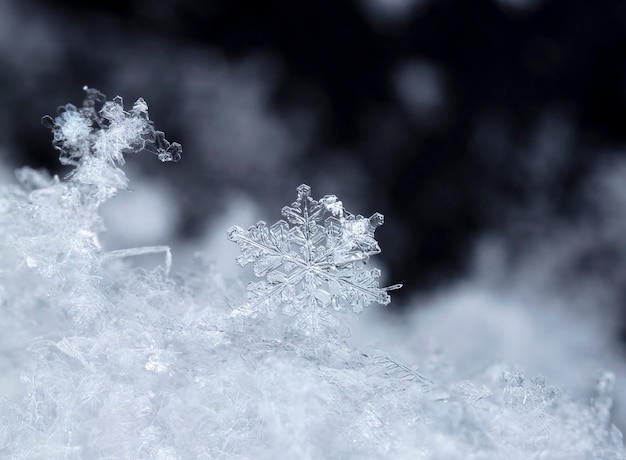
[42,86,182,171]
[228,184,401,328]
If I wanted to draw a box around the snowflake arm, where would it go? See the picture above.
[228,184,401,327]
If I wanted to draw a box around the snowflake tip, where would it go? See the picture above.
[370,212,384,227]
[296,183,311,199]
[41,115,55,129]
[321,195,343,216]
[226,225,244,241]
[386,284,403,291]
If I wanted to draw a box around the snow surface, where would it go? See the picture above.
[0,89,625,459]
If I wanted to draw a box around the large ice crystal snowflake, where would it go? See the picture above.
[228,184,401,327]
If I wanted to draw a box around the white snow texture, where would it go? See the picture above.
[0,89,624,459]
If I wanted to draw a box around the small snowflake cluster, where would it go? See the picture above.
[42,86,181,182]
[6,88,182,287]
[228,184,401,329]
[36,86,183,219]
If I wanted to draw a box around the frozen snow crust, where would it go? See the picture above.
[0,89,624,459]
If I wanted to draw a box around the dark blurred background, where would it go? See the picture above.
[2,0,626,316]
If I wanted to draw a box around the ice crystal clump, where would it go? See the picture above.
[44,86,182,167]
[0,88,179,332]
[41,86,181,206]
[228,184,401,328]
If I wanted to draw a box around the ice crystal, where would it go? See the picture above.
[41,86,181,206]
[43,86,182,167]
[0,88,180,326]
[228,184,401,328]
[371,351,434,389]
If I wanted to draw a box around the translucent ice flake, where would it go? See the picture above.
[371,351,433,389]
[228,184,401,329]
[42,86,181,176]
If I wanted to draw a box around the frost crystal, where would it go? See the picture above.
[43,87,182,166]
[228,184,401,327]
[41,86,181,200]
[2,88,181,290]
